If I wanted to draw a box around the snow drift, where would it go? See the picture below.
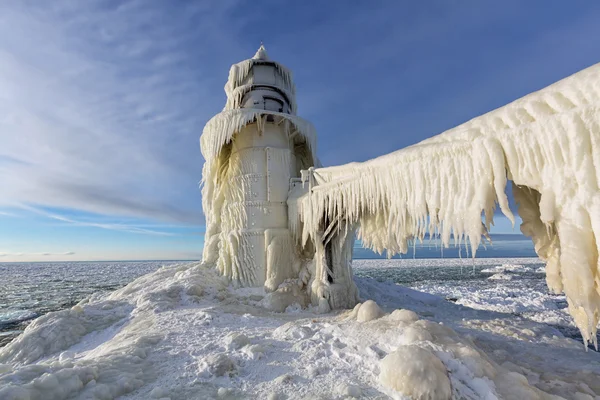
[291,63,600,347]
[2,261,599,399]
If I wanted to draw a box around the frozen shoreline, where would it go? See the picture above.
[1,260,599,399]
[352,257,543,270]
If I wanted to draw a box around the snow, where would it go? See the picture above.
[290,62,600,347]
[379,345,451,400]
[384,258,573,332]
[1,261,600,399]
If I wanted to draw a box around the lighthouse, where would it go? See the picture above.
[200,45,358,310]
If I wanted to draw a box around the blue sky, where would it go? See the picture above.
[1,1,599,261]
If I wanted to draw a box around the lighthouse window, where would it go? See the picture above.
[263,96,284,113]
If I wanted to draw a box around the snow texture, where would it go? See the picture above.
[379,345,452,400]
[291,63,600,347]
[2,261,599,399]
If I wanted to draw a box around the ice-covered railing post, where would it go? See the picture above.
[200,45,360,310]
[290,166,360,310]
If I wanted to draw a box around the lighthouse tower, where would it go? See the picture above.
[200,45,315,291]
[200,45,359,310]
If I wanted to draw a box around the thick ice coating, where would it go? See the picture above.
[200,47,317,287]
[379,345,452,400]
[289,63,600,347]
[200,46,599,346]
[199,46,359,311]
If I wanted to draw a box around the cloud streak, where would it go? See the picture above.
[0,0,247,224]
[39,252,75,256]
[21,205,177,236]
[0,251,73,257]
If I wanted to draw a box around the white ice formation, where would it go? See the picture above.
[379,345,452,399]
[289,63,600,348]
[200,46,599,347]
[200,45,358,311]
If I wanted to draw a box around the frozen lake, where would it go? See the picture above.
[1,257,576,348]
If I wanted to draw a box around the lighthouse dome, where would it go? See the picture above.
[224,45,296,114]
[252,44,269,60]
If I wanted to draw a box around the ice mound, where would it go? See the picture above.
[379,345,451,399]
[335,382,362,398]
[488,272,519,281]
[401,324,434,343]
[0,310,38,325]
[223,332,250,350]
[389,309,420,324]
[259,280,308,313]
[356,300,384,322]
[0,262,225,399]
[481,264,533,274]
[0,301,132,365]
[200,353,237,377]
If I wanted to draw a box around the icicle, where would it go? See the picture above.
[289,62,600,346]
[201,109,317,165]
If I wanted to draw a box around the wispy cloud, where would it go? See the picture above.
[0,0,248,224]
[0,251,74,257]
[39,251,75,256]
[0,252,20,257]
[21,205,176,236]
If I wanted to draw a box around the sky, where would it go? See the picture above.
[1,1,599,261]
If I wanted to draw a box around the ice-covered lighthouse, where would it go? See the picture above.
[200,45,359,311]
